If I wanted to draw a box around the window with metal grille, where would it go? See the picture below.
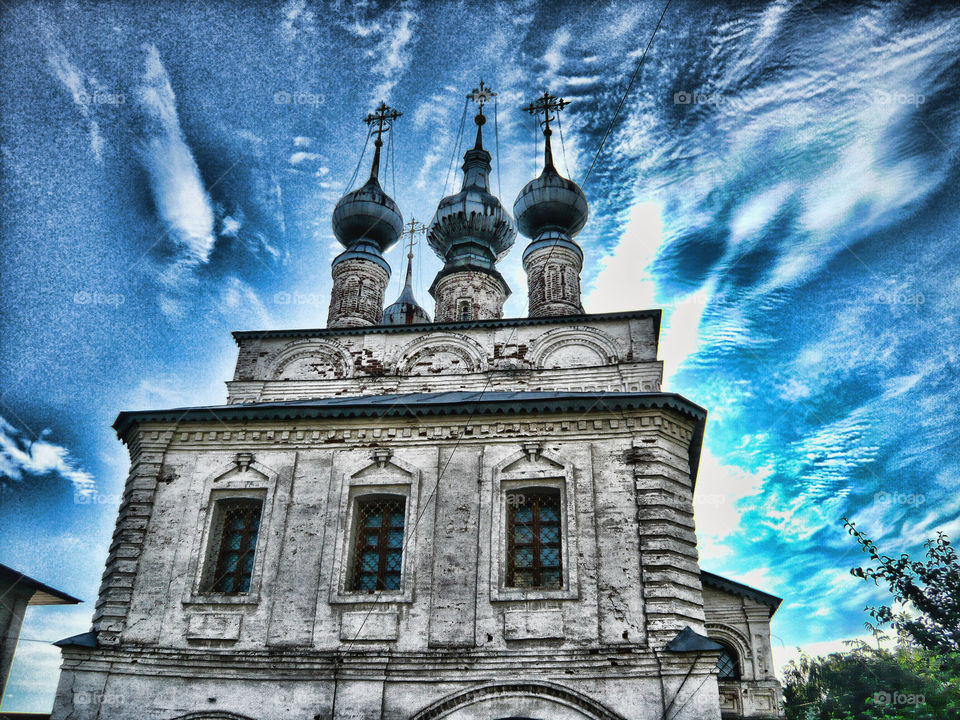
[505,488,563,589]
[457,299,472,322]
[348,495,406,593]
[715,642,741,680]
[204,498,263,594]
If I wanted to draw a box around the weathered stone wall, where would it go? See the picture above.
[327,257,390,328]
[52,407,722,720]
[703,585,783,718]
[523,244,584,317]
[431,271,507,322]
[227,312,663,403]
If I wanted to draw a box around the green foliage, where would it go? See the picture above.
[782,643,960,719]
[843,520,960,653]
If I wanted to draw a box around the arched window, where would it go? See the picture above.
[715,641,741,680]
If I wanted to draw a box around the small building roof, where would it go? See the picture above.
[701,570,782,616]
[0,563,81,606]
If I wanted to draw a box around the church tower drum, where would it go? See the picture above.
[427,82,516,321]
[515,92,589,317]
[327,102,403,328]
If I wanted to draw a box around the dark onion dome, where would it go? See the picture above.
[332,175,403,254]
[332,110,403,255]
[514,162,588,244]
[382,258,431,325]
[426,115,516,271]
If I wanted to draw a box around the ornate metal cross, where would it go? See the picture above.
[467,80,497,112]
[402,217,426,259]
[364,101,402,146]
[522,90,569,134]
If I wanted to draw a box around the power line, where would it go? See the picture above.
[580,0,672,190]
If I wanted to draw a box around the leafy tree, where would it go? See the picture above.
[843,520,960,653]
[782,642,960,719]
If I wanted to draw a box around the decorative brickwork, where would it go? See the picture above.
[431,270,508,322]
[523,242,584,317]
[327,257,390,328]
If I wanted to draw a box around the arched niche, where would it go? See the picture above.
[528,327,620,370]
[396,333,487,376]
[264,339,353,380]
[409,681,626,720]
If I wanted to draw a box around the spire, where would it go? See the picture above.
[522,90,569,172]
[363,101,402,183]
[383,218,431,325]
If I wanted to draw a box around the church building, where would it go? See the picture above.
[52,86,783,720]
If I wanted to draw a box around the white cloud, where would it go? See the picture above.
[136,44,216,310]
[0,417,94,497]
[369,9,418,102]
[41,22,105,163]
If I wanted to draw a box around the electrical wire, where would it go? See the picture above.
[346,127,371,190]
[556,109,571,178]
[580,0,672,190]
[442,98,469,199]
[494,95,502,197]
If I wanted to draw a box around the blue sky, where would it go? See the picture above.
[2,0,959,711]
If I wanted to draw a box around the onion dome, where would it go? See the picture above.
[383,252,431,325]
[331,103,404,265]
[426,112,516,273]
[513,106,588,252]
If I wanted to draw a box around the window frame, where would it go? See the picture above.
[715,640,742,681]
[330,467,419,606]
[490,468,578,602]
[346,493,407,594]
[201,497,264,595]
[504,487,564,590]
[187,486,271,606]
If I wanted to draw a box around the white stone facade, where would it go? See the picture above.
[51,310,783,720]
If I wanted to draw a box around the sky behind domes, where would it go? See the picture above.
[2,0,959,711]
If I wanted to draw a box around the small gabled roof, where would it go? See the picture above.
[701,570,782,616]
[0,563,81,605]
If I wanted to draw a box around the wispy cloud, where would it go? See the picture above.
[40,19,106,163]
[0,417,94,498]
[136,44,216,315]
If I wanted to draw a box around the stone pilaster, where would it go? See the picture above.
[327,255,390,328]
[632,419,707,649]
[92,428,172,646]
[523,240,584,317]
[431,270,508,322]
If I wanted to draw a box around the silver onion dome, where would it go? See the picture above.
[332,104,404,254]
[332,175,403,254]
[514,162,588,242]
[426,115,516,270]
